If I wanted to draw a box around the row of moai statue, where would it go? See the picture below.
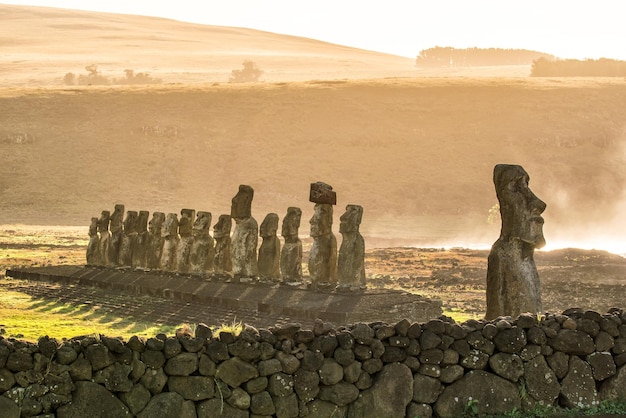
[86,182,366,290]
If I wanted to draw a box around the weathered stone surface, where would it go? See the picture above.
[118,210,138,267]
[56,381,130,418]
[348,363,413,418]
[217,357,259,387]
[231,216,259,278]
[213,214,233,274]
[309,181,337,205]
[227,387,251,410]
[86,216,99,265]
[6,351,33,372]
[176,208,195,273]
[306,399,347,418]
[280,207,303,283]
[407,402,433,418]
[159,213,179,271]
[0,394,21,418]
[524,355,559,405]
[131,210,150,268]
[109,204,124,266]
[273,392,299,418]
[308,203,337,287]
[258,213,281,279]
[460,349,489,370]
[137,392,190,418]
[94,363,132,392]
[140,367,168,394]
[0,367,16,391]
[560,356,598,409]
[268,372,294,398]
[413,374,442,403]
[146,211,165,269]
[119,383,151,415]
[587,351,617,381]
[488,353,523,382]
[97,210,112,266]
[319,381,359,407]
[294,368,320,402]
[245,376,268,394]
[486,164,545,319]
[319,358,344,385]
[198,398,248,418]
[439,365,464,384]
[549,329,596,355]
[434,370,521,418]
[337,204,366,290]
[250,391,276,416]
[168,375,215,400]
[84,344,115,371]
[493,327,527,353]
[599,364,626,401]
[164,352,198,376]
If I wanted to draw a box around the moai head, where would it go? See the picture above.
[213,214,232,239]
[231,185,254,220]
[123,211,138,234]
[339,205,363,234]
[494,164,546,249]
[260,213,279,238]
[162,213,179,238]
[310,204,333,238]
[97,210,110,233]
[179,209,196,237]
[193,211,212,236]
[89,217,98,236]
[148,212,165,235]
[281,207,302,238]
[112,204,125,218]
[136,211,149,233]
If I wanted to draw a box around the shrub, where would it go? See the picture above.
[229,60,263,83]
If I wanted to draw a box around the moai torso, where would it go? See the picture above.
[109,204,125,265]
[189,211,215,274]
[176,208,195,273]
[160,213,179,272]
[230,185,258,279]
[86,217,99,265]
[308,203,337,288]
[118,210,138,267]
[485,164,546,320]
[258,213,281,280]
[147,212,165,270]
[213,214,233,276]
[97,210,111,266]
[280,207,303,283]
[132,210,150,268]
[337,204,366,290]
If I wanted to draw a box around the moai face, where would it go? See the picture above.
[97,210,110,233]
[281,207,302,238]
[260,213,279,238]
[149,212,165,235]
[136,211,149,233]
[231,185,254,219]
[162,213,179,238]
[123,211,138,234]
[179,209,196,236]
[494,164,546,249]
[310,204,333,238]
[193,211,212,235]
[89,217,98,236]
[213,214,232,239]
[339,205,363,234]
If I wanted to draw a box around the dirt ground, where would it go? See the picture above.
[1,226,624,323]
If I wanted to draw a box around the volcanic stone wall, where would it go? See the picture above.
[1,309,626,418]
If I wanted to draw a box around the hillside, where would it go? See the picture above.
[0,4,530,86]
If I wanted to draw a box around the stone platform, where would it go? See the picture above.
[5,266,442,326]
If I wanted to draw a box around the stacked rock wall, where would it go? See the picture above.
[1,309,626,417]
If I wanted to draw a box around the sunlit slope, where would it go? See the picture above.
[1,77,624,247]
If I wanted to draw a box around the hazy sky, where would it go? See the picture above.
[4,0,626,59]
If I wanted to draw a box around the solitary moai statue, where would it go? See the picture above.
[337,204,366,290]
[189,211,215,274]
[213,214,233,276]
[118,210,138,267]
[109,204,125,265]
[132,210,150,268]
[86,217,99,265]
[97,210,111,266]
[258,213,281,280]
[230,185,259,279]
[146,212,165,270]
[486,164,546,320]
[280,207,303,283]
[160,213,179,272]
[177,208,195,273]
[308,182,337,289]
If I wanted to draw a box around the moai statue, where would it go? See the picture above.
[280,207,303,283]
[97,210,111,267]
[109,204,125,265]
[160,213,179,272]
[337,204,366,290]
[176,208,196,273]
[230,185,259,280]
[118,210,138,267]
[308,182,337,289]
[486,164,546,320]
[213,214,233,276]
[189,211,215,274]
[86,217,99,265]
[258,213,281,280]
[146,212,165,270]
[131,210,150,268]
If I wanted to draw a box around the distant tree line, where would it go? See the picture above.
[63,65,162,86]
[530,57,626,77]
[415,47,554,67]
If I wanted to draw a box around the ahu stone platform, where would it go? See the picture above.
[5,266,442,326]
